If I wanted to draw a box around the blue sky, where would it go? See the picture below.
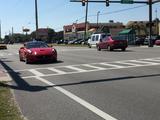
[0,0,159,38]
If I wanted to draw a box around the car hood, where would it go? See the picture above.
[30,48,53,54]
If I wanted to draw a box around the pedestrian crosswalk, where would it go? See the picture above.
[15,57,160,79]
[0,52,18,57]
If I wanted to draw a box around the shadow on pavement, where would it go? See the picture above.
[0,59,53,92]
[54,73,160,87]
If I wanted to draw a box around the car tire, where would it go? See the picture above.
[19,55,23,61]
[97,46,101,51]
[25,58,30,64]
[108,46,113,51]
[88,44,91,48]
[122,48,126,51]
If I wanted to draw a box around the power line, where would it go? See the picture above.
[76,4,147,22]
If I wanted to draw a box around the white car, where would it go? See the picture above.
[88,33,107,48]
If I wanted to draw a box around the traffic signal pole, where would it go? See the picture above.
[84,0,89,40]
[71,0,160,47]
[148,0,153,47]
[35,0,39,39]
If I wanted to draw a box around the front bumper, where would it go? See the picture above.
[0,45,7,49]
[26,54,57,63]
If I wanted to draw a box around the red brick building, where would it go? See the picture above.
[63,21,125,40]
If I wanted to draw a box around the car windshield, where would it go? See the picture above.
[26,42,49,49]
[111,36,125,40]
[101,34,107,39]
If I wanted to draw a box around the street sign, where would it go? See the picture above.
[121,0,133,4]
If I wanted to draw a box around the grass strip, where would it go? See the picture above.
[0,82,24,120]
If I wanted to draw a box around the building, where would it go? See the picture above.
[126,20,160,37]
[63,21,125,40]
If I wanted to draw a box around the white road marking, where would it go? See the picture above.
[59,48,94,52]
[128,60,158,65]
[8,53,12,56]
[29,69,44,77]
[144,58,160,62]
[47,68,67,74]
[99,63,124,68]
[36,76,118,120]
[16,57,160,79]
[65,66,87,72]
[83,64,106,70]
[115,61,141,66]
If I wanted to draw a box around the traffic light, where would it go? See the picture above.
[106,0,109,7]
[82,0,85,6]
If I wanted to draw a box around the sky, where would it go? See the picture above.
[0,0,159,38]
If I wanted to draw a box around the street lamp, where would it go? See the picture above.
[35,0,39,39]
[97,11,100,28]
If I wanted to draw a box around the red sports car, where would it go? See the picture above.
[19,41,57,64]
[96,36,128,51]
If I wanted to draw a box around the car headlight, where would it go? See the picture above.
[52,49,57,54]
[27,49,32,54]
[34,51,37,55]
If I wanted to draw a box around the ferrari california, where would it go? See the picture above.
[19,41,57,64]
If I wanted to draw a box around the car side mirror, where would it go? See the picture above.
[100,39,102,42]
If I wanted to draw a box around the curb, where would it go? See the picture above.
[0,70,12,82]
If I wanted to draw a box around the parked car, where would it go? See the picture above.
[56,39,64,44]
[88,33,107,48]
[19,41,57,64]
[144,36,157,45]
[155,39,160,46]
[0,41,7,49]
[135,37,145,45]
[96,36,128,51]
[68,39,83,44]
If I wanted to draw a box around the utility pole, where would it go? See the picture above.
[35,0,39,39]
[12,27,14,36]
[155,8,158,36]
[148,0,153,47]
[84,0,89,41]
[0,20,1,40]
[97,11,100,28]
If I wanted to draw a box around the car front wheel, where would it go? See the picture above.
[19,55,23,61]
[97,46,101,51]
[108,46,113,51]
[25,58,30,64]
[121,48,126,51]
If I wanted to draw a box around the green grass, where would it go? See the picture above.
[0,82,24,120]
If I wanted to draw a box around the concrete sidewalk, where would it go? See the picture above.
[0,64,12,82]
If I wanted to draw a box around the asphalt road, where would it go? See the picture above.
[0,44,160,120]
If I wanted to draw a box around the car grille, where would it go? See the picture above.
[36,55,52,60]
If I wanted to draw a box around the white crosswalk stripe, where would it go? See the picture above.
[99,63,124,68]
[144,58,160,62]
[115,61,140,66]
[47,68,67,74]
[65,66,87,72]
[29,69,45,76]
[82,64,106,70]
[15,57,160,79]
[128,60,159,65]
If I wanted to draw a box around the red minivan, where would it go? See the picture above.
[96,36,128,51]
